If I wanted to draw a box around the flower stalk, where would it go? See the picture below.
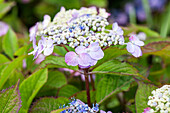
[84,68,91,107]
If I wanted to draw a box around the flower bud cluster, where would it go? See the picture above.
[52,7,109,25]
[60,99,99,113]
[147,85,170,113]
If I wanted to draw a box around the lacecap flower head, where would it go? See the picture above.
[145,85,170,113]
[28,6,126,59]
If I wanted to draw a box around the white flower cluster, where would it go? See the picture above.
[147,85,170,113]
[31,7,124,49]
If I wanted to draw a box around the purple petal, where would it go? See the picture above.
[54,6,65,18]
[132,45,142,57]
[29,23,38,48]
[42,15,51,29]
[35,54,46,64]
[43,46,54,56]
[33,49,39,59]
[0,21,9,37]
[37,40,44,52]
[88,49,104,60]
[88,42,100,51]
[134,40,144,46]
[75,46,86,54]
[100,110,106,113]
[22,59,27,69]
[117,27,124,35]
[89,58,98,66]
[78,53,92,66]
[65,52,79,66]
[78,65,91,69]
[100,110,112,113]
[72,10,79,18]
[76,99,85,105]
[143,107,151,113]
[129,35,139,42]
[60,6,65,12]
[112,22,118,31]
[126,42,135,53]
[46,38,54,47]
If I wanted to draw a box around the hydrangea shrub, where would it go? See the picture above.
[0,2,169,113]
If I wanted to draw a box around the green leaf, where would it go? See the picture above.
[30,97,69,113]
[95,47,127,68]
[37,71,67,97]
[0,55,26,90]
[143,41,170,63]
[133,25,159,37]
[2,28,19,59]
[96,76,133,104]
[0,54,10,64]
[143,41,170,53]
[2,70,24,90]
[135,82,157,113]
[53,46,67,56]
[74,90,96,103]
[142,0,153,27]
[58,85,80,98]
[46,71,67,88]
[39,56,78,70]
[0,81,21,113]
[43,0,81,9]
[14,44,31,56]
[160,3,170,37]
[93,60,141,77]
[0,2,15,19]
[127,104,136,113]
[51,107,69,113]
[86,0,108,7]
[19,68,48,113]
[129,5,136,24]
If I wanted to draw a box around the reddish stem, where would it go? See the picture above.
[62,44,69,52]
[84,69,91,107]
[90,74,95,91]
